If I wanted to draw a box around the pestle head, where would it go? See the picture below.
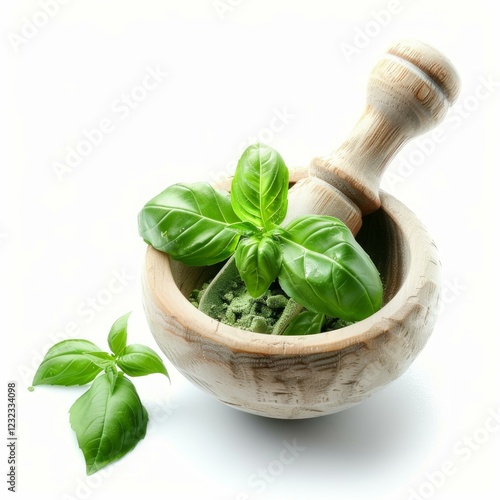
[387,39,460,107]
[371,39,461,129]
[308,39,461,215]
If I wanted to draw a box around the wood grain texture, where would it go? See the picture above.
[284,176,362,233]
[142,171,441,419]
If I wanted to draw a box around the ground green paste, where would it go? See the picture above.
[189,277,351,335]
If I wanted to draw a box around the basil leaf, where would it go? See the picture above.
[227,221,260,236]
[283,311,325,336]
[69,373,148,475]
[138,182,241,266]
[107,311,131,355]
[231,143,289,229]
[32,340,103,387]
[279,215,383,322]
[117,344,169,378]
[105,365,118,393]
[235,236,282,298]
[81,352,115,370]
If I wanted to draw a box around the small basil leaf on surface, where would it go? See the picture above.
[107,311,131,355]
[231,143,289,229]
[32,339,103,387]
[69,373,148,475]
[138,182,241,266]
[117,344,169,378]
[283,311,325,336]
[279,215,383,322]
[235,236,282,298]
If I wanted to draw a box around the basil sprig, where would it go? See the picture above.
[32,312,168,475]
[138,143,383,324]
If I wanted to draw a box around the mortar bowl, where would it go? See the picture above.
[142,172,441,419]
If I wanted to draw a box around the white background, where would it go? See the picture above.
[2,1,500,499]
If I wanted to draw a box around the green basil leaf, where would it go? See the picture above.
[117,344,169,378]
[227,221,260,236]
[105,365,118,393]
[279,215,383,322]
[283,311,325,336]
[81,352,115,370]
[32,340,103,387]
[235,236,282,298]
[107,311,131,355]
[138,182,241,266]
[69,373,148,475]
[231,143,289,229]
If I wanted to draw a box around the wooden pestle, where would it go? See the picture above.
[285,39,460,235]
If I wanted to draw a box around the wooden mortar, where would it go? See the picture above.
[142,40,459,419]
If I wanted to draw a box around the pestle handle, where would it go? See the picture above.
[309,39,460,215]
